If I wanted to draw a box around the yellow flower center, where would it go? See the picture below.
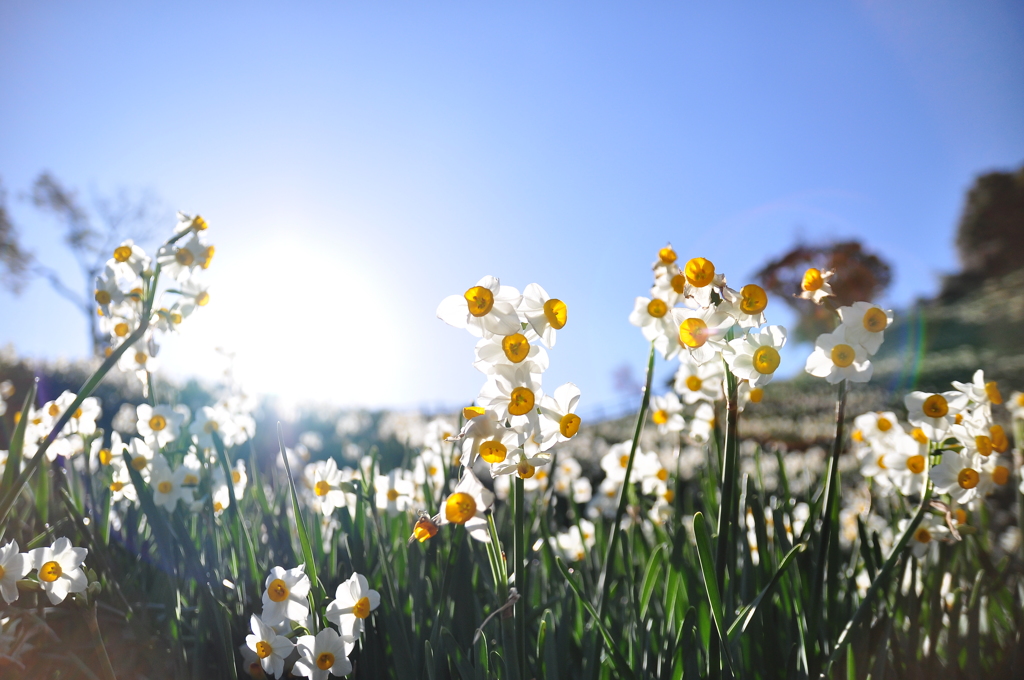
[954,414,963,424]
[975,435,992,456]
[508,387,535,416]
[183,474,198,485]
[647,298,668,318]
[752,346,781,375]
[175,248,194,266]
[267,578,289,602]
[682,375,701,392]
[149,415,167,431]
[992,466,1010,486]
[204,420,219,433]
[192,215,208,231]
[201,245,215,269]
[876,455,887,470]
[684,258,715,287]
[232,470,242,484]
[157,481,173,494]
[801,268,823,292]
[852,430,864,442]
[862,307,888,332]
[670,273,687,294]
[114,322,129,337]
[559,413,581,438]
[464,286,494,317]
[386,488,400,502]
[98,448,112,465]
[1017,393,1024,407]
[352,596,371,619]
[134,351,148,365]
[501,333,530,363]
[739,284,768,315]
[652,409,669,425]
[39,560,63,582]
[196,291,211,306]
[95,289,111,305]
[983,380,1002,404]
[678,318,709,348]
[517,461,536,479]
[315,480,331,497]
[874,417,891,432]
[619,454,630,468]
[255,640,273,659]
[957,468,979,490]
[749,387,764,403]
[954,509,967,525]
[990,425,1009,453]
[657,468,668,481]
[830,344,855,368]
[317,652,336,670]
[906,455,925,474]
[131,456,148,471]
[110,481,124,492]
[445,492,477,524]
[913,527,931,544]
[113,245,133,262]
[48,403,60,417]
[658,246,677,264]
[413,517,438,542]
[922,395,948,418]
[910,428,928,444]
[73,408,82,419]
[543,299,567,329]
[463,406,485,419]
[479,440,508,464]
[663,489,675,503]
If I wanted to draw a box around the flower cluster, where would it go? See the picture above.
[435,276,582,540]
[245,568,378,678]
[804,301,893,384]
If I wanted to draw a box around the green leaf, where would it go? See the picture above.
[212,431,260,591]
[1,381,36,496]
[276,422,323,619]
[691,511,735,674]
[640,542,667,619]
[727,542,806,640]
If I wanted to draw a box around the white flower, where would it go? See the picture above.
[412,449,446,497]
[108,458,138,503]
[723,325,787,388]
[804,325,872,384]
[325,572,381,638]
[436,470,494,542]
[552,457,582,497]
[880,431,929,497]
[901,514,950,560]
[109,239,151,278]
[667,305,734,364]
[851,411,901,445]
[904,391,969,441]
[571,477,593,503]
[436,275,523,338]
[294,628,355,679]
[306,459,356,516]
[489,446,552,481]
[190,406,231,450]
[472,333,549,375]
[374,469,415,517]
[125,437,156,478]
[951,369,1003,419]
[449,409,507,465]
[673,356,723,404]
[688,402,716,443]
[836,301,893,355]
[150,458,195,512]
[649,393,685,435]
[679,257,725,308]
[977,456,1012,497]
[137,404,184,449]
[538,383,582,447]
[929,451,983,504]
[245,613,294,678]
[423,418,457,453]
[0,541,30,604]
[1009,391,1024,421]
[157,232,214,281]
[44,391,101,438]
[601,441,647,484]
[796,268,834,304]
[174,211,209,234]
[629,295,680,358]
[261,565,311,627]
[476,363,544,431]
[719,284,769,328]
[29,537,88,605]
[518,283,567,348]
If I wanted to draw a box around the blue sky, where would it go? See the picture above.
[1,1,1023,415]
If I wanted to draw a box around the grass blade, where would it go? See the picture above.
[692,511,735,675]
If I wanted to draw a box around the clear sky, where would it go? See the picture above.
[2,1,1023,416]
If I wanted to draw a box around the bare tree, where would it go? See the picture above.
[0,178,33,293]
[21,172,164,355]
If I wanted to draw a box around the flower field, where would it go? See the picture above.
[1,217,1022,679]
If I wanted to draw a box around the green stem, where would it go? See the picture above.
[710,365,740,679]
[808,379,848,677]
[514,475,527,680]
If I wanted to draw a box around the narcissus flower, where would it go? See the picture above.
[901,514,950,560]
[881,431,929,497]
[261,565,311,627]
[680,257,725,307]
[668,306,734,364]
[437,276,523,338]
[29,537,88,605]
[796,268,834,304]
[1009,391,1024,420]
[951,369,1002,417]
[929,451,983,504]
[519,283,567,348]
[473,333,549,375]
[720,284,769,328]
[836,302,893,355]
[673,356,723,404]
[0,541,30,604]
[294,628,355,680]
[436,470,494,542]
[538,382,582,446]
[905,391,969,440]
[137,404,184,449]
[804,325,872,384]
[629,295,680,358]
[150,457,196,512]
[245,614,294,679]
[125,437,156,478]
[649,392,685,435]
[109,239,150,278]
[190,405,230,450]
[325,572,381,637]
[476,363,544,429]
[374,468,415,517]
[157,232,214,281]
[723,326,787,388]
